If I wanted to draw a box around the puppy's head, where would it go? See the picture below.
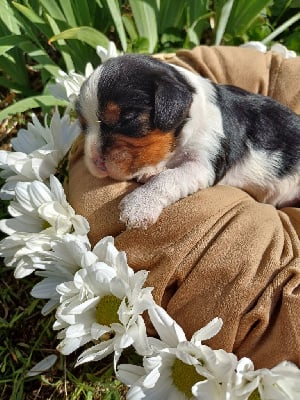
[76,54,194,181]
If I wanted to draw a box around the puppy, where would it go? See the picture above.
[76,54,300,229]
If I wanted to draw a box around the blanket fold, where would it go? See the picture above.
[67,46,300,369]
[158,45,300,113]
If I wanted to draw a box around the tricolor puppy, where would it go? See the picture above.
[76,54,300,229]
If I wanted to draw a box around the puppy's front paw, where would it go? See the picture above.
[119,189,163,229]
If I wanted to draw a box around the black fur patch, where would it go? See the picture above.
[97,54,194,139]
[213,83,300,181]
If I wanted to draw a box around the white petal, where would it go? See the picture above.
[118,332,134,350]
[41,298,60,316]
[28,181,53,207]
[81,251,98,268]
[57,334,91,355]
[31,277,61,298]
[148,305,186,347]
[90,322,111,340]
[271,43,297,59]
[117,364,146,386]
[48,82,69,101]
[0,180,17,200]
[71,215,90,235]
[93,236,114,258]
[85,62,94,77]
[30,154,57,180]
[142,366,163,389]
[130,315,152,356]
[14,182,37,213]
[49,175,65,202]
[240,41,267,53]
[70,296,99,314]
[192,379,223,399]
[192,317,223,345]
[65,323,91,338]
[26,355,58,377]
[75,339,114,365]
[0,215,42,235]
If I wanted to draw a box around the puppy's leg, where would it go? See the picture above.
[119,161,213,229]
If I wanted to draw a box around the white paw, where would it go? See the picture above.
[119,188,163,229]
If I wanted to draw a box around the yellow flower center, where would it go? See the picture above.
[95,295,122,326]
[171,358,205,398]
[42,220,51,230]
[248,389,261,400]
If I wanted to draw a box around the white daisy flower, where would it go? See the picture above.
[118,307,235,399]
[0,231,54,278]
[0,175,89,278]
[30,235,118,315]
[240,41,297,59]
[11,108,80,155]
[0,109,80,199]
[270,43,297,59]
[227,357,258,400]
[240,41,267,52]
[96,41,119,63]
[48,63,94,103]
[241,361,300,400]
[48,41,119,102]
[54,248,155,369]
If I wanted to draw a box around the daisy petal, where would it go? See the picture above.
[148,305,186,347]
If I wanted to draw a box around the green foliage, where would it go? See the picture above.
[0,95,67,121]
[0,0,299,119]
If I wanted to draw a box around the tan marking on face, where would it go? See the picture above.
[102,102,121,124]
[104,129,176,180]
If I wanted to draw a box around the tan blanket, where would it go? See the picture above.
[67,46,300,369]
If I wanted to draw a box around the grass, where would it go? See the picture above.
[0,265,128,400]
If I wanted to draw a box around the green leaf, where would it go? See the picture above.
[262,12,300,44]
[226,0,272,37]
[49,26,109,49]
[129,0,158,53]
[122,14,138,42]
[18,41,61,77]
[132,37,150,53]
[0,51,29,89]
[57,0,77,26]
[104,0,127,52]
[0,0,21,34]
[0,35,26,56]
[45,13,74,72]
[284,31,300,53]
[214,0,235,45]
[157,0,185,35]
[12,1,52,38]
[67,0,95,27]
[161,28,183,45]
[291,0,300,6]
[0,76,29,94]
[38,0,66,22]
[0,96,68,121]
[186,0,210,40]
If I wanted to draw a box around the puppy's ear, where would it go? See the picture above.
[154,76,193,132]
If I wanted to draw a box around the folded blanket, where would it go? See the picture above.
[67,46,300,369]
